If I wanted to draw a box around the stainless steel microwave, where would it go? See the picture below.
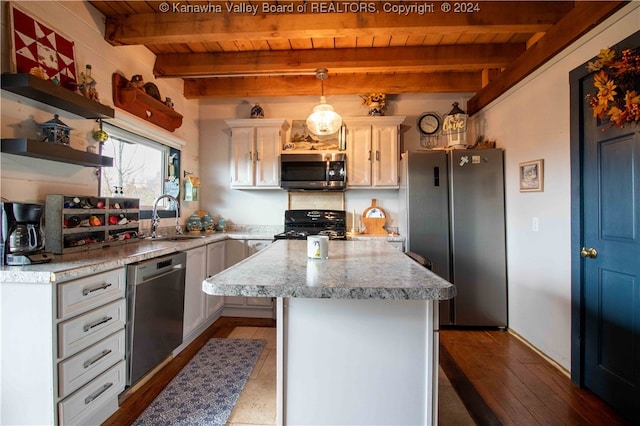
[280,153,346,191]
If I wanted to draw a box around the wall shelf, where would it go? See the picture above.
[1,73,115,119]
[1,138,113,167]
[112,73,183,132]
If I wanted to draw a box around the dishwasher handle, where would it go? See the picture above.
[135,264,185,285]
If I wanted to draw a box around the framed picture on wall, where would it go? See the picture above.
[8,2,78,90]
[519,159,544,192]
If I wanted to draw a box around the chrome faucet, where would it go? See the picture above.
[151,194,182,238]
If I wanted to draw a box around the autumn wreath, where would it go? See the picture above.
[587,47,640,128]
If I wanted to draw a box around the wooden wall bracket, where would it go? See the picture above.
[112,73,183,132]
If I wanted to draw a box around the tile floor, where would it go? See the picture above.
[226,327,277,426]
[224,327,473,425]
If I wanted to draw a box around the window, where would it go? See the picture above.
[100,123,180,218]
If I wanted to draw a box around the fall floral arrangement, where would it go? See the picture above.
[361,93,386,115]
[587,47,640,128]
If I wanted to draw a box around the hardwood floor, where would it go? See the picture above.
[440,328,632,426]
[103,318,631,426]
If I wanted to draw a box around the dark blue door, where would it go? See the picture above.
[580,68,640,421]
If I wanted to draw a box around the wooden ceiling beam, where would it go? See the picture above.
[182,72,482,98]
[154,44,525,77]
[467,1,627,115]
[103,2,572,46]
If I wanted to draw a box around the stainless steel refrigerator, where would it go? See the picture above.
[399,149,507,327]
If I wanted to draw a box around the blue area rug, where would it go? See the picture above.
[133,338,266,426]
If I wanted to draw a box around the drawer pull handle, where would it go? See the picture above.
[82,282,113,296]
[84,382,113,405]
[83,316,113,332]
[83,349,112,369]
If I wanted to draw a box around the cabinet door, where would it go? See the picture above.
[183,246,207,338]
[254,127,281,187]
[230,127,255,187]
[347,125,373,187]
[246,240,273,307]
[247,239,271,256]
[225,239,247,268]
[372,125,399,188]
[205,241,225,317]
[224,240,247,306]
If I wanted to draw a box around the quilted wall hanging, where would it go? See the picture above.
[8,2,77,90]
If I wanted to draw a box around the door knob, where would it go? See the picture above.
[581,247,598,258]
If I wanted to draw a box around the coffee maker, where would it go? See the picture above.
[1,202,53,265]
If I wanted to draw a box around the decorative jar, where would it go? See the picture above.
[201,213,215,232]
[186,213,203,232]
[250,104,265,118]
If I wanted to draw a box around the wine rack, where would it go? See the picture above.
[45,195,140,254]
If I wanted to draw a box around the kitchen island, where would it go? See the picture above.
[203,239,456,425]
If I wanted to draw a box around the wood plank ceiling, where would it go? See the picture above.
[88,1,626,115]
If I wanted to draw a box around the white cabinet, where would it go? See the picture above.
[181,241,226,348]
[183,246,207,339]
[0,268,127,426]
[226,119,287,188]
[246,240,274,307]
[247,239,271,255]
[55,268,126,425]
[206,241,225,317]
[225,238,248,268]
[223,239,274,317]
[344,116,405,188]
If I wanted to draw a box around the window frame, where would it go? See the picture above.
[100,123,181,219]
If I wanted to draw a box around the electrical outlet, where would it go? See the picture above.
[532,217,539,232]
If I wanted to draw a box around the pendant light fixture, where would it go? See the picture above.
[306,68,342,136]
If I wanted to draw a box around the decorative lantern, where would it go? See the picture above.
[442,102,468,148]
[38,114,71,145]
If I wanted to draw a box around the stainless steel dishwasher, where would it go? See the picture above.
[126,251,187,386]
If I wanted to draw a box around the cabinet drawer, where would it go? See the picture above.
[58,330,125,398]
[58,268,125,320]
[58,299,126,359]
[58,360,126,426]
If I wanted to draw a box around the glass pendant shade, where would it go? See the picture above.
[306,96,342,135]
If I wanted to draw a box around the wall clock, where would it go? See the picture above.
[417,112,441,136]
[417,112,442,149]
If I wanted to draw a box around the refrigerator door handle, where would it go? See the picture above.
[434,166,440,186]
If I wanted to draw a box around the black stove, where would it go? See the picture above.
[274,210,347,240]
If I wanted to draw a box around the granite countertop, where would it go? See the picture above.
[0,230,276,284]
[0,228,407,285]
[203,239,455,300]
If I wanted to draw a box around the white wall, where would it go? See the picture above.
[0,1,200,228]
[198,93,470,228]
[469,3,640,370]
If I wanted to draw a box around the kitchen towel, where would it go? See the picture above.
[133,338,266,426]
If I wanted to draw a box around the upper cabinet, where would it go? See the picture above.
[226,119,287,189]
[344,116,405,189]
